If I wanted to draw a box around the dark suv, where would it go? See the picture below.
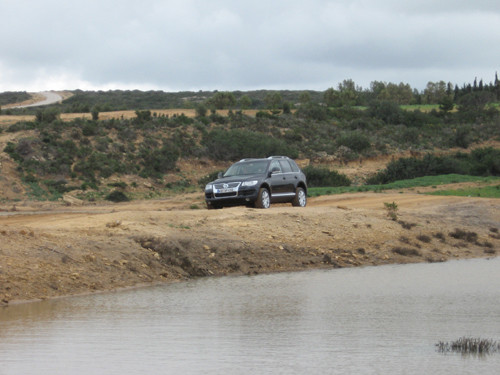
[204,156,307,209]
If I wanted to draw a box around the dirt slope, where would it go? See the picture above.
[1,192,498,305]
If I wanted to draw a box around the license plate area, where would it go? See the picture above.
[216,188,237,194]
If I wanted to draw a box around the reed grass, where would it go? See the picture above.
[436,337,500,355]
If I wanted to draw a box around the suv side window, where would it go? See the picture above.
[289,160,300,172]
[279,160,293,173]
[269,160,282,173]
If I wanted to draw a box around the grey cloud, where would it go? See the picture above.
[1,0,499,91]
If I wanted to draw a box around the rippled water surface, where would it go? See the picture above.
[1,258,500,374]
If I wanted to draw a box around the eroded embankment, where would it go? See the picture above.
[1,192,499,305]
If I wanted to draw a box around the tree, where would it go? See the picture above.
[207,92,236,110]
[377,82,413,104]
[35,108,60,123]
[337,79,359,106]
[299,91,311,105]
[438,95,455,113]
[195,104,208,117]
[135,110,152,122]
[91,108,99,121]
[458,91,495,112]
[238,95,252,109]
[282,101,291,114]
[324,87,342,107]
[495,72,500,100]
[423,81,448,104]
[265,92,283,114]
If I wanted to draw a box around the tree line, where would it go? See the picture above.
[2,73,499,116]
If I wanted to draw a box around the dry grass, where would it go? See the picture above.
[0,108,262,126]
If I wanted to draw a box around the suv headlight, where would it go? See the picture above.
[242,180,258,187]
[205,184,213,191]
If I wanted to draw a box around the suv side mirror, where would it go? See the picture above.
[217,172,223,178]
[269,167,280,177]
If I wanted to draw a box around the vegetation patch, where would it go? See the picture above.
[105,191,130,203]
[428,184,500,198]
[367,148,500,185]
[384,201,398,221]
[308,175,499,198]
[449,228,478,243]
[302,165,351,187]
[416,234,432,243]
[436,337,500,355]
[392,247,421,257]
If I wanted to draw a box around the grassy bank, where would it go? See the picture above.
[428,184,500,198]
[308,174,500,197]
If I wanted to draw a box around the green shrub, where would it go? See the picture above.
[135,110,152,122]
[139,142,179,178]
[368,100,403,124]
[35,108,60,123]
[82,122,98,136]
[336,132,371,153]
[107,181,127,189]
[303,165,351,187]
[294,103,328,121]
[366,148,500,185]
[105,190,130,202]
[202,128,298,161]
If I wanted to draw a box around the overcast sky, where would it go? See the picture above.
[1,0,499,93]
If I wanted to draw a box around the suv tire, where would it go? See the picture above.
[255,188,270,209]
[292,187,307,207]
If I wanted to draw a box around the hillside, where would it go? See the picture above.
[1,98,499,203]
[1,95,499,305]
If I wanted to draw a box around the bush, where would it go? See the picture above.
[202,128,298,161]
[105,190,130,202]
[135,110,152,122]
[366,148,500,185]
[303,165,351,187]
[139,142,179,178]
[367,154,462,184]
[336,132,371,153]
[294,103,329,121]
[35,108,60,123]
[468,147,500,176]
[368,100,403,124]
[82,122,98,136]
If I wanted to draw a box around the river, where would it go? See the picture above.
[1,257,499,374]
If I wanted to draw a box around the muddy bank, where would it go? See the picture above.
[1,192,499,305]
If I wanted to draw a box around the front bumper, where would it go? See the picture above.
[205,186,259,207]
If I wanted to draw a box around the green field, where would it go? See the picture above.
[400,104,440,112]
[307,174,500,198]
[427,184,500,198]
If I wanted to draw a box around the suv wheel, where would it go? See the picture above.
[292,187,307,207]
[255,188,270,209]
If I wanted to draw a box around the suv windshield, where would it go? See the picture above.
[223,160,268,177]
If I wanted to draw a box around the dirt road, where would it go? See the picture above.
[1,191,498,305]
[6,91,63,109]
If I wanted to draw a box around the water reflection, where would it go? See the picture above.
[1,258,500,374]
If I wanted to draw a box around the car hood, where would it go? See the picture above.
[211,174,263,184]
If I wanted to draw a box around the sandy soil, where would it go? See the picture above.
[1,191,498,305]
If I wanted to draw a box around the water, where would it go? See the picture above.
[1,258,500,374]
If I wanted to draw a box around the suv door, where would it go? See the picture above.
[268,160,288,196]
[279,160,297,194]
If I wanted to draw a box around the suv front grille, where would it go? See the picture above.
[213,182,241,197]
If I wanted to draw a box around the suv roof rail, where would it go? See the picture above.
[267,156,289,159]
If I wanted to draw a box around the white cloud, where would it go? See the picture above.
[1,0,499,92]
